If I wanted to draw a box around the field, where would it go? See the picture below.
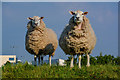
[1,54,120,79]
[1,62,120,79]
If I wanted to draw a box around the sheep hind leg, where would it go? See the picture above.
[41,56,43,65]
[78,54,82,69]
[38,55,40,65]
[34,55,37,66]
[86,53,90,67]
[70,55,74,68]
[49,55,51,66]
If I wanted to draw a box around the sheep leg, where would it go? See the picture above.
[70,55,74,68]
[86,53,90,67]
[38,55,40,65]
[34,55,37,66]
[49,55,51,66]
[41,56,43,65]
[78,54,82,69]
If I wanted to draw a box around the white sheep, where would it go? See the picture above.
[59,10,96,68]
[25,16,58,66]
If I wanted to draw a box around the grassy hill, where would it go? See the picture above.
[1,62,120,79]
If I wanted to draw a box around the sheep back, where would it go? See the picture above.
[59,16,96,55]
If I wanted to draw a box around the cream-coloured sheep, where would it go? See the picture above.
[59,10,96,68]
[25,16,58,66]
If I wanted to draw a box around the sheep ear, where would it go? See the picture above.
[40,17,44,19]
[69,11,75,15]
[83,12,88,15]
[27,17,33,20]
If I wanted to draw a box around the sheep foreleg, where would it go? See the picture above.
[34,55,37,66]
[49,55,51,66]
[86,53,90,67]
[41,56,43,65]
[70,55,74,68]
[78,55,81,69]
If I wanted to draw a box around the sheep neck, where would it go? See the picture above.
[34,26,46,34]
[76,22,82,30]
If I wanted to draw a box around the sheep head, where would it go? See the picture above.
[27,16,44,28]
[69,10,88,29]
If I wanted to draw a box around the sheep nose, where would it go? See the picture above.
[35,23,38,25]
[76,17,79,20]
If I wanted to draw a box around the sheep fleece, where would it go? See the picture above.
[25,20,58,56]
[59,16,96,55]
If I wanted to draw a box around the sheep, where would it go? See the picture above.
[59,10,96,68]
[25,16,58,66]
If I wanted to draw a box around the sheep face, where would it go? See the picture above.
[69,10,88,24]
[27,16,44,28]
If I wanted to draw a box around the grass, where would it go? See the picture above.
[1,62,120,79]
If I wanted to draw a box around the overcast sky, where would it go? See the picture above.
[2,2,118,62]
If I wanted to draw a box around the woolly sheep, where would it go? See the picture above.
[25,16,58,66]
[59,10,96,68]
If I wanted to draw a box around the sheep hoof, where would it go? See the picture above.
[78,66,81,69]
[70,65,74,68]
[38,64,41,66]
[86,64,90,67]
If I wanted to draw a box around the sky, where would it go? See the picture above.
[1,0,120,2]
[118,2,120,57]
[2,2,118,62]
[0,1,1,77]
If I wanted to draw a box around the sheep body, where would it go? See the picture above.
[25,17,58,57]
[59,16,96,55]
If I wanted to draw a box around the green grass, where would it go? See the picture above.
[1,62,120,79]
